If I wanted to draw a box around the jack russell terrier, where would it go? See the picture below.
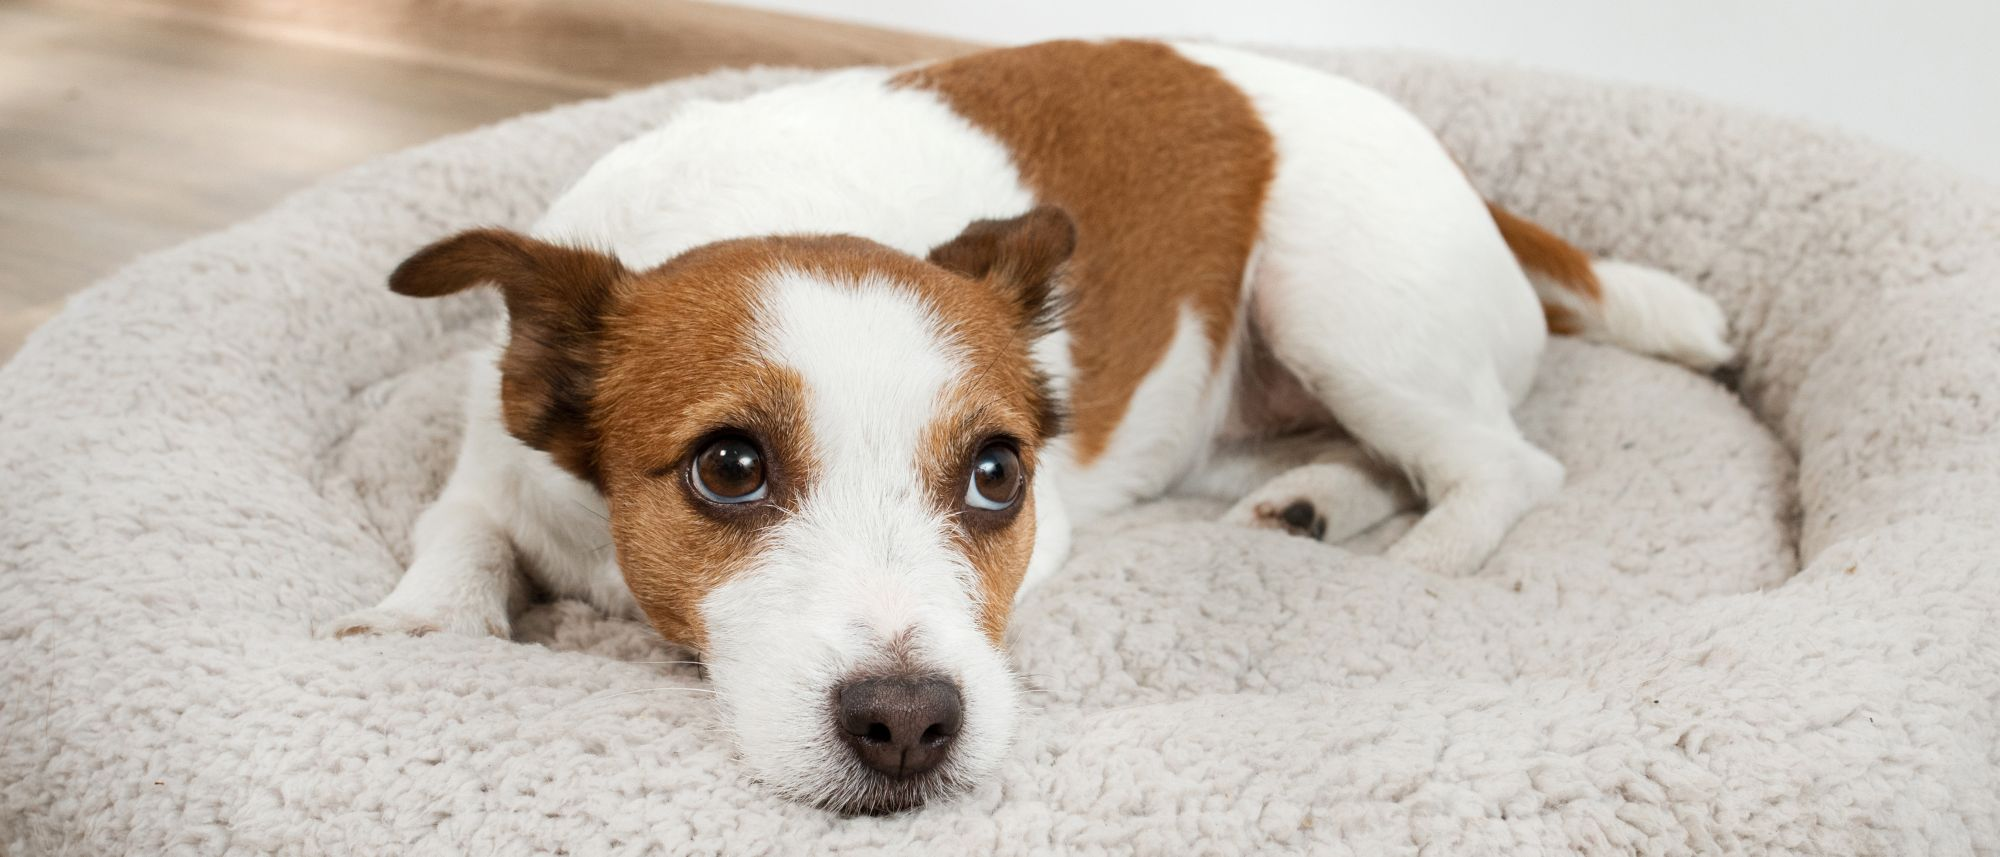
[325,40,1732,814]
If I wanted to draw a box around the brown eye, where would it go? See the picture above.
[691,434,767,504]
[964,442,1023,511]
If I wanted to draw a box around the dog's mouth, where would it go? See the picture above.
[746,727,980,816]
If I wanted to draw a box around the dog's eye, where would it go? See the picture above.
[691,435,768,504]
[964,442,1023,511]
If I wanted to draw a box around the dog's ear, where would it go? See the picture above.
[391,228,625,484]
[928,205,1075,338]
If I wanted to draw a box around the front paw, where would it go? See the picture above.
[322,605,509,640]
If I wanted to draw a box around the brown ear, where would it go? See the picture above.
[927,205,1075,336]
[391,228,625,484]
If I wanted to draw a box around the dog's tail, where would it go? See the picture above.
[1487,202,1736,370]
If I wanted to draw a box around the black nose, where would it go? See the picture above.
[835,674,963,778]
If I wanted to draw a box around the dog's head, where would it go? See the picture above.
[391,208,1074,813]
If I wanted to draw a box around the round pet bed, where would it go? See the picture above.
[3,50,1998,855]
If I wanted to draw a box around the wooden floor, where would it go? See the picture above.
[0,0,973,360]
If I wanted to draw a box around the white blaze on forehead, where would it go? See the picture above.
[752,266,971,496]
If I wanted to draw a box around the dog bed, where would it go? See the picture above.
[4,49,1998,855]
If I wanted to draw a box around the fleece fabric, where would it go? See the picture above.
[3,50,1998,856]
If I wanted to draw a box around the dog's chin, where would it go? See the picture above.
[747,749,975,816]
[812,766,973,817]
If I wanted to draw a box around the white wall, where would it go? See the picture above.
[723,0,1999,182]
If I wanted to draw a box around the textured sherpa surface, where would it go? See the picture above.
[4,49,2000,856]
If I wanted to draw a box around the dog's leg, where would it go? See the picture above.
[325,493,523,639]
[1183,434,1415,542]
[1245,266,1564,576]
[1181,43,1567,575]
[1221,442,1415,542]
[324,357,528,639]
[1251,343,1562,576]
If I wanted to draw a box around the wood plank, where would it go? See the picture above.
[31,0,978,90]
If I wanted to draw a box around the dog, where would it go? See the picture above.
[324,39,1733,814]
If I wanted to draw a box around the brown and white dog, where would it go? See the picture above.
[325,40,1732,813]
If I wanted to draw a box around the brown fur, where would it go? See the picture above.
[390,228,627,485]
[1487,201,1603,303]
[925,205,1076,441]
[896,40,1276,464]
[921,412,1040,645]
[1540,301,1585,335]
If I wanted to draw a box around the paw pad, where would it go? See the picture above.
[1265,500,1329,540]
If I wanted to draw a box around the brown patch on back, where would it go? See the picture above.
[1487,201,1602,302]
[896,40,1275,463]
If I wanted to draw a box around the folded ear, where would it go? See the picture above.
[390,228,626,483]
[927,205,1075,337]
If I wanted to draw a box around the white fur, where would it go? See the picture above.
[1526,257,1737,371]
[1052,305,1236,524]
[1585,261,1738,369]
[327,351,638,640]
[534,68,1036,267]
[330,42,1733,811]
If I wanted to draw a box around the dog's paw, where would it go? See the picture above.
[1224,498,1329,540]
[322,605,509,640]
[1222,460,1414,545]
